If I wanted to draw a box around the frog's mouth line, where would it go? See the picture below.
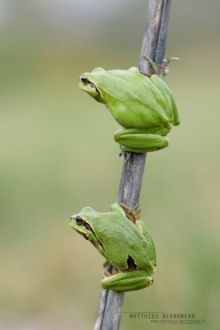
[80,77,100,95]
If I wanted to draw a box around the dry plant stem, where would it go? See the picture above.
[93,1,172,329]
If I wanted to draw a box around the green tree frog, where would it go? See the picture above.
[79,66,179,153]
[69,203,156,291]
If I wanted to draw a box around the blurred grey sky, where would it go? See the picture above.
[0,0,220,47]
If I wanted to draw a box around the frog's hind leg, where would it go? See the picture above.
[101,270,153,291]
[114,128,169,153]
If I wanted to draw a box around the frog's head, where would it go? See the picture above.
[69,207,105,254]
[79,68,105,103]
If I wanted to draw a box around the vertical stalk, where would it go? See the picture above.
[94,1,172,329]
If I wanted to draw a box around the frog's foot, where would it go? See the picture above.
[114,128,169,153]
[102,268,113,277]
[143,55,160,75]
[118,150,133,163]
[102,262,117,277]
[119,203,141,223]
[101,270,153,292]
[122,151,138,166]
[143,55,179,76]
[161,57,179,76]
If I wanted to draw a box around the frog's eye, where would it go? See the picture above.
[80,77,89,84]
[80,76,93,86]
[75,215,84,225]
[80,77,100,95]
[75,216,93,231]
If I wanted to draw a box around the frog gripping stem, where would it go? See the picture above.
[69,0,175,328]
[93,1,173,329]
[80,67,179,153]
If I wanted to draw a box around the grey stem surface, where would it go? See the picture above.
[93,1,172,329]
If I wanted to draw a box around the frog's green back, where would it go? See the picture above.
[87,68,178,129]
[88,209,155,275]
[150,74,180,126]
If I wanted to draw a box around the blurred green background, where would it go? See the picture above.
[0,0,220,329]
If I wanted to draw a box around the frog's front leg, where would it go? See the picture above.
[114,128,169,153]
[101,270,153,291]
